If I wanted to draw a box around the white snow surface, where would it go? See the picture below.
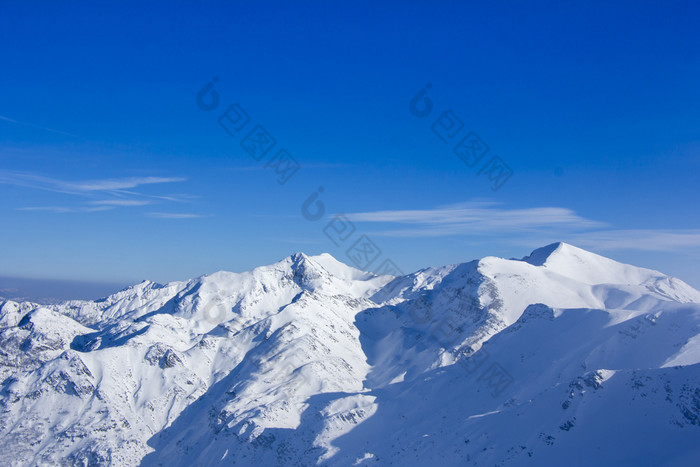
[1,243,699,466]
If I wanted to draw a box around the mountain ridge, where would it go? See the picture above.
[1,243,699,466]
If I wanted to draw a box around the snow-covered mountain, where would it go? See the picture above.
[1,243,699,466]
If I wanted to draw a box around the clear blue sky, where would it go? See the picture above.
[1,1,699,294]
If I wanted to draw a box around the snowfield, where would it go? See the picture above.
[1,243,699,466]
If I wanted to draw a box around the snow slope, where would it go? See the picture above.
[0,243,699,466]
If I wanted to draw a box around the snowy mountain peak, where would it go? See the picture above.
[520,241,619,269]
[2,244,700,466]
[521,241,569,266]
[520,241,667,286]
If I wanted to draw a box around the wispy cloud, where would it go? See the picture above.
[70,176,186,192]
[0,115,79,138]
[146,212,208,219]
[345,201,606,237]
[569,229,700,252]
[89,199,152,207]
[0,171,82,195]
[344,201,700,254]
[0,171,186,195]
[2,171,196,215]
[104,189,199,203]
[222,162,353,172]
[17,206,114,213]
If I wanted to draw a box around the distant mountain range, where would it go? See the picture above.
[1,243,699,466]
[0,276,130,304]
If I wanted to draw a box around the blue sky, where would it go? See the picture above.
[1,1,699,295]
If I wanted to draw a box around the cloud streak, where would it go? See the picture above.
[0,115,79,138]
[345,201,606,237]
[343,201,700,254]
[89,199,152,207]
[146,212,208,219]
[0,171,185,195]
[2,171,197,216]
[569,229,700,252]
[70,176,186,192]
[17,206,114,213]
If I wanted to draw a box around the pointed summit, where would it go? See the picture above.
[289,252,311,263]
[288,252,326,287]
[521,242,618,268]
[521,242,663,285]
[521,242,567,266]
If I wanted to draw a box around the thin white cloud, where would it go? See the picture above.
[16,206,114,213]
[89,199,152,207]
[0,172,82,195]
[111,190,199,202]
[69,176,186,192]
[0,115,79,138]
[345,201,700,254]
[147,212,208,219]
[345,201,606,237]
[0,171,186,195]
[569,229,700,252]
[0,171,195,215]
[222,162,352,171]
